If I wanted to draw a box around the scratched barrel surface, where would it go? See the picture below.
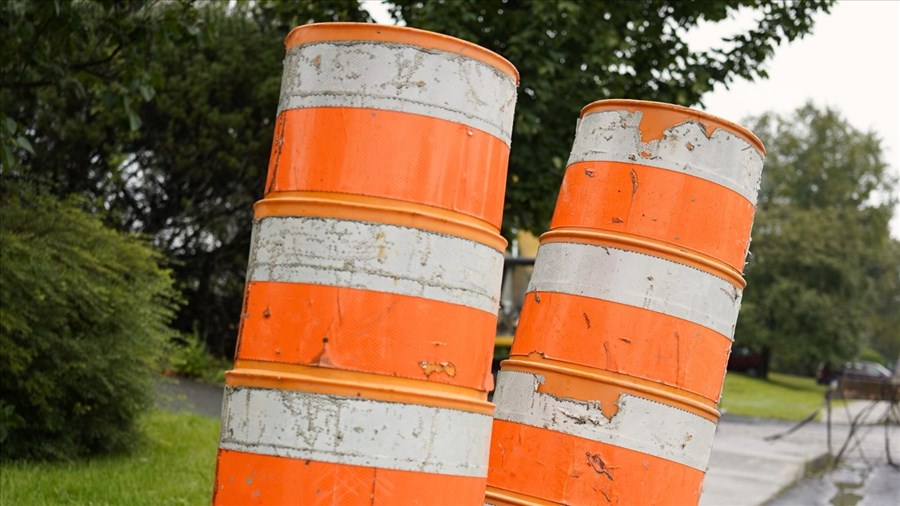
[212,23,518,505]
[486,100,765,505]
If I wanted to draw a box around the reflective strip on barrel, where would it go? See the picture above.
[487,100,764,505]
[219,387,491,475]
[213,22,518,505]
[526,242,741,338]
[247,216,503,314]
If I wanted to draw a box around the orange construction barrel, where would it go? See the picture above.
[486,100,765,505]
[212,23,518,505]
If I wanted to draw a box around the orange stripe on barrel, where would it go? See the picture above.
[214,449,487,506]
[552,161,755,270]
[236,281,496,391]
[511,291,731,402]
[487,420,704,505]
[265,107,510,228]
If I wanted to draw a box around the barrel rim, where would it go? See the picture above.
[285,22,520,83]
[254,191,508,252]
[227,359,496,415]
[580,99,765,156]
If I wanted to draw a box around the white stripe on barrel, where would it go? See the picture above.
[219,387,492,477]
[278,42,518,144]
[527,242,741,338]
[567,109,764,204]
[492,371,716,471]
[247,216,504,314]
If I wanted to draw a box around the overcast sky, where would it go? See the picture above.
[694,0,900,237]
[364,1,900,237]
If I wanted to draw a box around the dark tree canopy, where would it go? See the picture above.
[1,0,836,357]
[1,0,201,190]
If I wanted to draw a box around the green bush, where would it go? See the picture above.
[166,330,230,384]
[0,191,178,460]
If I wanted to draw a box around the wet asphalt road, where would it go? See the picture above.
[766,404,900,506]
[768,460,899,506]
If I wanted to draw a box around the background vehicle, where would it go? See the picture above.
[727,346,763,376]
[816,360,892,385]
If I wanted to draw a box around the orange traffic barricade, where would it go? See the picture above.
[486,100,765,505]
[212,23,518,505]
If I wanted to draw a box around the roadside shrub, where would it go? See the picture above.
[165,330,230,384]
[0,191,178,460]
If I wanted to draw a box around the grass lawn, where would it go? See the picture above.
[720,371,835,420]
[0,411,220,505]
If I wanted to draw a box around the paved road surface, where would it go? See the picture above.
[702,401,899,506]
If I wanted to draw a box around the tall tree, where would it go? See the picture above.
[390,0,835,234]
[737,104,899,376]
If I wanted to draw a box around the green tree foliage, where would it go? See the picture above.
[0,0,201,186]
[737,104,899,376]
[868,241,900,362]
[390,0,834,233]
[2,0,835,357]
[0,190,178,460]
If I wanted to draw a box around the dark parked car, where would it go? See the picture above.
[727,346,762,376]
[816,360,892,385]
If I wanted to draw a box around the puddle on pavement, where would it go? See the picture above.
[828,463,869,506]
[829,481,863,506]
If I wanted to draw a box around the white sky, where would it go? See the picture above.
[694,0,900,238]
[364,1,900,237]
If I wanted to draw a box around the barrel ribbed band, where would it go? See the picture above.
[492,371,716,471]
[247,216,504,314]
[526,241,742,338]
[567,109,764,203]
[278,41,518,144]
[219,386,492,477]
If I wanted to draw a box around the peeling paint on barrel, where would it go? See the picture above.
[492,371,716,471]
[219,387,492,477]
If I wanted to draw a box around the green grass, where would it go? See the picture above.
[0,411,220,505]
[720,371,836,420]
